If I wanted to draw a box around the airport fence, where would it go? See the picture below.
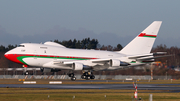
[0,75,172,80]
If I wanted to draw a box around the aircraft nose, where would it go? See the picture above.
[4,51,25,65]
[4,52,11,60]
[4,51,15,62]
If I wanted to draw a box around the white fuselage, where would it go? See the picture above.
[5,42,133,70]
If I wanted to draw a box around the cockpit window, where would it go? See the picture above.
[18,45,25,47]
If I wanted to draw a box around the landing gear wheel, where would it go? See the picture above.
[85,76,91,80]
[90,75,95,79]
[81,75,86,79]
[71,77,76,81]
[68,73,74,77]
[24,72,28,75]
[81,71,95,80]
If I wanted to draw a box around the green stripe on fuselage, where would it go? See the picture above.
[17,56,89,65]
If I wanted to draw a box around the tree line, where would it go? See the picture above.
[0,38,123,52]
[54,38,123,51]
[0,45,17,52]
[151,44,180,67]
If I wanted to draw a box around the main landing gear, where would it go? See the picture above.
[81,71,95,80]
[68,71,95,81]
[68,73,76,81]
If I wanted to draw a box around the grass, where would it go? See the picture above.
[0,79,180,100]
[0,88,180,101]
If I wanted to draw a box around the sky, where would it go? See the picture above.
[0,0,180,47]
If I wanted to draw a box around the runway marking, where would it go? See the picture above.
[49,81,62,84]
[23,81,36,84]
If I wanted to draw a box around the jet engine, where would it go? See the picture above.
[72,62,83,70]
[110,59,121,67]
[110,59,130,67]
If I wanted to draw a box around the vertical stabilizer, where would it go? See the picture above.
[120,21,162,55]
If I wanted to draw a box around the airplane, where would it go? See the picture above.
[4,21,166,81]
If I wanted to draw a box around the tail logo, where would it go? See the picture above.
[138,33,156,38]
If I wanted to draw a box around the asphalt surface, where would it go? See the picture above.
[1,84,180,92]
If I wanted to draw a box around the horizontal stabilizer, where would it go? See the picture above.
[153,52,167,55]
[136,55,173,61]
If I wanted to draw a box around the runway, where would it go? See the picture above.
[1,84,180,92]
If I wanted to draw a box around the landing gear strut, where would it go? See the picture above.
[81,71,95,80]
[23,67,28,75]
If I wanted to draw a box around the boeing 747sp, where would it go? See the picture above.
[5,21,165,80]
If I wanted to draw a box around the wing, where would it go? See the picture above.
[42,52,171,71]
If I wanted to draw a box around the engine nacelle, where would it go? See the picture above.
[110,59,130,67]
[72,62,83,70]
[110,59,121,67]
